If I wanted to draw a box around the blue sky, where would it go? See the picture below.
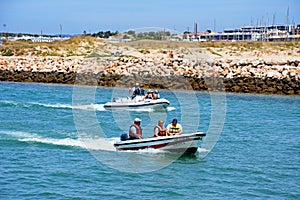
[1,0,299,34]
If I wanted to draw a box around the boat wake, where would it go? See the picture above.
[0,130,206,155]
[30,102,107,111]
[0,130,115,151]
[19,137,118,151]
[0,100,175,113]
[0,100,107,111]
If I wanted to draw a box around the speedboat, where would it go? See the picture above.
[114,132,206,154]
[104,95,170,110]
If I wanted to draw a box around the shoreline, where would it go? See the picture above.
[1,71,299,95]
[0,55,299,95]
[1,39,300,95]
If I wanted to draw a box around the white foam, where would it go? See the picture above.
[197,147,210,152]
[28,102,106,111]
[18,137,118,151]
[136,148,166,154]
[92,104,106,111]
[20,137,85,147]
[0,130,116,151]
[79,137,117,151]
[0,100,19,106]
[167,107,176,111]
[0,130,39,138]
[36,103,74,109]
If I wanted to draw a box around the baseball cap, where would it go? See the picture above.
[134,118,142,122]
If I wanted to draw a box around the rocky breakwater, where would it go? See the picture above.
[214,57,300,95]
[78,54,300,95]
[0,54,300,95]
[0,56,82,84]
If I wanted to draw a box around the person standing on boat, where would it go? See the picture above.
[130,83,142,99]
[129,118,143,139]
[154,119,170,137]
[166,118,183,135]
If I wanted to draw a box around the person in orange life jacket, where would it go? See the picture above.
[166,118,183,135]
[153,119,170,137]
[129,118,143,139]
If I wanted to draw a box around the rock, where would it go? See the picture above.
[290,71,296,77]
[249,68,256,75]
[282,70,289,77]
[226,72,235,79]
[252,60,259,67]
[267,71,275,78]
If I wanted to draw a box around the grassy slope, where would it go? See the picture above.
[0,36,299,58]
[0,36,101,57]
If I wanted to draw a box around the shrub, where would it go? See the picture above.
[2,49,14,56]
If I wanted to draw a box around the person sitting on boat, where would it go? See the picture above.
[153,89,160,99]
[166,118,183,135]
[142,89,154,100]
[154,119,170,137]
[129,118,143,140]
[130,83,142,99]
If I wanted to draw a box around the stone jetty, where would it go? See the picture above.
[0,48,300,95]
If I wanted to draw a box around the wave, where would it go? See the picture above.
[0,100,19,107]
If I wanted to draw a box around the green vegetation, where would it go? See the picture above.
[206,48,222,57]
[1,49,14,56]
[122,30,171,40]
[86,52,114,58]
[89,31,118,38]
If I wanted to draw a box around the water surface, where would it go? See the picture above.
[0,82,299,199]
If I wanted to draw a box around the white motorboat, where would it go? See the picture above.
[114,132,206,154]
[104,95,170,110]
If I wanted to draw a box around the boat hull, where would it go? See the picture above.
[114,132,206,154]
[104,98,170,110]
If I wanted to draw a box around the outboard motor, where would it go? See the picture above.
[120,133,129,141]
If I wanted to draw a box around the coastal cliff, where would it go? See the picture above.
[0,39,300,95]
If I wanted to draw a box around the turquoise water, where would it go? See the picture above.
[0,81,299,199]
